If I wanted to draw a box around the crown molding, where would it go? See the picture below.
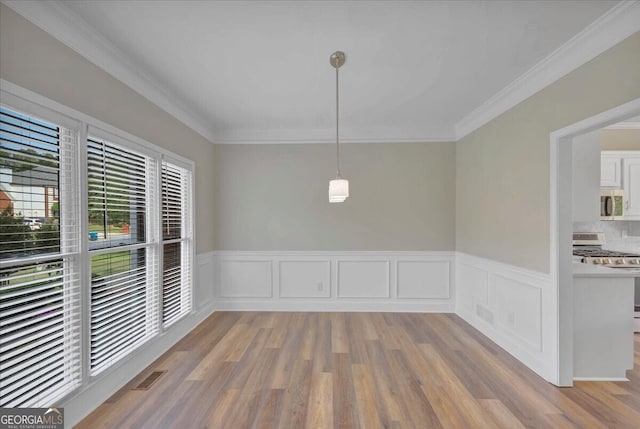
[213,126,456,144]
[1,0,218,144]
[455,1,640,141]
[4,0,638,145]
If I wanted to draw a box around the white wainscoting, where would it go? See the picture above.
[196,251,216,309]
[455,252,553,381]
[213,251,455,312]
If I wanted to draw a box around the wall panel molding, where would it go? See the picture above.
[337,260,390,298]
[396,260,451,299]
[219,259,273,298]
[455,252,552,381]
[279,260,331,298]
[213,251,455,312]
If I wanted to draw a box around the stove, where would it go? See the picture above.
[572,232,640,268]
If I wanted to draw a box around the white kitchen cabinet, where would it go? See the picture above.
[600,153,622,187]
[623,156,640,219]
[573,264,635,380]
[601,151,640,220]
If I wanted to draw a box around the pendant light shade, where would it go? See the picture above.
[329,178,349,203]
[328,51,348,203]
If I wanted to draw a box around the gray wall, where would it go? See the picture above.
[214,142,455,250]
[456,32,640,273]
[0,5,216,253]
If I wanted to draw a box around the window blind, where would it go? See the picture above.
[89,249,158,373]
[0,107,81,407]
[87,136,158,375]
[87,137,147,248]
[1,93,194,406]
[0,261,81,407]
[0,107,61,258]
[161,162,192,327]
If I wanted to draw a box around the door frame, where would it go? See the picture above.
[550,97,640,386]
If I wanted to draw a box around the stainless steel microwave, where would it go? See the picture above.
[601,189,624,220]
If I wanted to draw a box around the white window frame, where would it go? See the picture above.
[0,79,195,404]
[0,93,83,407]
[160,156,194,327]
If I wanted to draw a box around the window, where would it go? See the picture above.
[87,136,159,375]
[0,107,81,407]
[161,161,192,327]
[0,92,194,407]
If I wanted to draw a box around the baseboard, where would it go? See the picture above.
[573,377,629,382]
[214,299,454,312]
[212,251,456,313]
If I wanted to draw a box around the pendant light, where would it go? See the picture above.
[328,51,349,203]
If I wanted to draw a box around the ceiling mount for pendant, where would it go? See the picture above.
[330,51,345,69]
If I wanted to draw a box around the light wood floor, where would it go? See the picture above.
[76,312,640,428]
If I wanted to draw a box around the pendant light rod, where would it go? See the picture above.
[336,59,340,177]
[330,51,345,178]
[328,51,348,203]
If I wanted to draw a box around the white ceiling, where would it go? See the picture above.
[5,1,639,143]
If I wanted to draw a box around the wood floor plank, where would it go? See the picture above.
[332,352,361,429]
[353,311,379,341]
[305,372,333,429]
[383,348,444,429]
[75,312,640,429]
[352,363,384,429]
[330,312,350,354]
[206,388,241,428]
[225,328,272,390]
[251,389,284,429]
[574,381,640,426]
[265,312,292,349]
[224,348,280,428]
[363,340,405,424]
[479,399,526,429]
[186,322,253,380]
[343,314,370,364]
[278,358,313,429]
[269,326,304,389]
[148,380,205,429]
[312,313,333,374]
[299,313,317,361]
[418,343,497,428]
[225,322,263,362]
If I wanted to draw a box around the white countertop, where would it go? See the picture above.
[573,262,640,278]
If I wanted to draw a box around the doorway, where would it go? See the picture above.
[551,97,640,386]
